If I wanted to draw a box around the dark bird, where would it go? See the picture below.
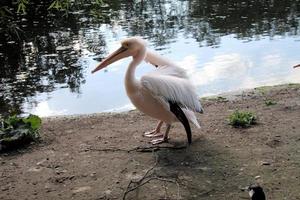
[248,185,266,200]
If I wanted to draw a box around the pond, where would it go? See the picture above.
[0,0,300,117]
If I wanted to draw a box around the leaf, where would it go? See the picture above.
[4,115,23,129]
[0,114,41,152]
[23,115,42,131]
[17,3,26,14]
[48,1,57,9]
[95,0,104,5]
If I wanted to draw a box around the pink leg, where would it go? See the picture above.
[151,124,171,145]
[144,121,164,138]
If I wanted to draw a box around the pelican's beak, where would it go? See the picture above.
[293,64,300,68]
[91,46,129,74]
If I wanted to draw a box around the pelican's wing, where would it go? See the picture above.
[145,50,179,68]
[145,64,188,79]
[141,71,203,113]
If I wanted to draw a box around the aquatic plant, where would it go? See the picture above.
[229,110,257,128]
[0,114,41,152]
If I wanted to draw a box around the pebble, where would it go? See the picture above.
[37,159,48,166]
[1,187,9,191]
[72,186,92,193]
[28,167,42,172]
[261,161,271,166]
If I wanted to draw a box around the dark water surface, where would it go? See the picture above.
[0,0,300,116]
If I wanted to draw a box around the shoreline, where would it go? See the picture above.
[42,83,300,120]
[1,83,300,199]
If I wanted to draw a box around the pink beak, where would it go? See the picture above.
[91,46,129,74]
[293,64,300,69]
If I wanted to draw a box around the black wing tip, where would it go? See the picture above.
[188,137,192,145]
[169,101,192,144]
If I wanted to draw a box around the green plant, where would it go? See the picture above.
[229,110,257,128]
[0,114,41,152]
[15,0,105,13]
[264,99,277,106]
[201,95,228,102]
[48,0,71,11]
[17,0,29,14]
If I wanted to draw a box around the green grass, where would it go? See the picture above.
[264,99,277,106]
[229,110,257,128]
[201,96,228,102]
[255,83,300,95]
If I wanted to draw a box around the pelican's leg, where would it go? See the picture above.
[151,124,171,145]
[144,120,164,138]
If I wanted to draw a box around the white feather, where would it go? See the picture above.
[146,65,188,79]
[183,109,201,128]
[141,67,203,113]
[145,50,179,68]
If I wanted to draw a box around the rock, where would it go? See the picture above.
[1,186,9,191]
[104,190,112,195]
[28,167,42,172]
[255,175,261,180]
[66,130,74,134]
[72,186,92,193]
[44,184,52,193]
[261,161,271,166]
[37,159,48,166]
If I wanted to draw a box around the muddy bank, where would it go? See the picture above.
[1,84,300,200]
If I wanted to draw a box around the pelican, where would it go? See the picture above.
[92,37,203,144]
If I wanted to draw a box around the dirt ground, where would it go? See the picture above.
[1,84,300,200]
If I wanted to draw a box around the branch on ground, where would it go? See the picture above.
[122,154,181,200]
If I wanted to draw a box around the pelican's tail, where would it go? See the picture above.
[183,109,201,128]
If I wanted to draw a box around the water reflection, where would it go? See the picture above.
[0,0,300,116]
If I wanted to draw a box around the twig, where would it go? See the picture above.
[123,154,181,200]
[85,147,129,152]
[123,177,180,200]
[198,189,215,197]
[85,145,187,153]
[123,154,158,199]
[130,145,187,152]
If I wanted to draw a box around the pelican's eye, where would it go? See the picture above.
[123,43,130,49]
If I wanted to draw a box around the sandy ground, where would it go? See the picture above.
[1,84,300,200]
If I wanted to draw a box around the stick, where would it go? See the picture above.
[86,145,187,153]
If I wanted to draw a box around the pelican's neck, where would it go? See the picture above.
[125,48,146,94]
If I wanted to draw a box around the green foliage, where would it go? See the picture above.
[0,6,13,18]
[17,0,29,14]
[48,0,71,11]
[0,114,41,152]
[264,99,277,106]
[229,110,257,128]
[201,96,228,102]
[15,0,105,13]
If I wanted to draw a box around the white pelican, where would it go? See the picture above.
[92,37,203,144]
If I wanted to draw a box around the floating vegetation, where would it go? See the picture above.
[229,110,257,128]
[0,115,41,152]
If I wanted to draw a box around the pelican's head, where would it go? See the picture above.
[91,37,147,73]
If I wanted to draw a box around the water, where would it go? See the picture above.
[0,0,300,117]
